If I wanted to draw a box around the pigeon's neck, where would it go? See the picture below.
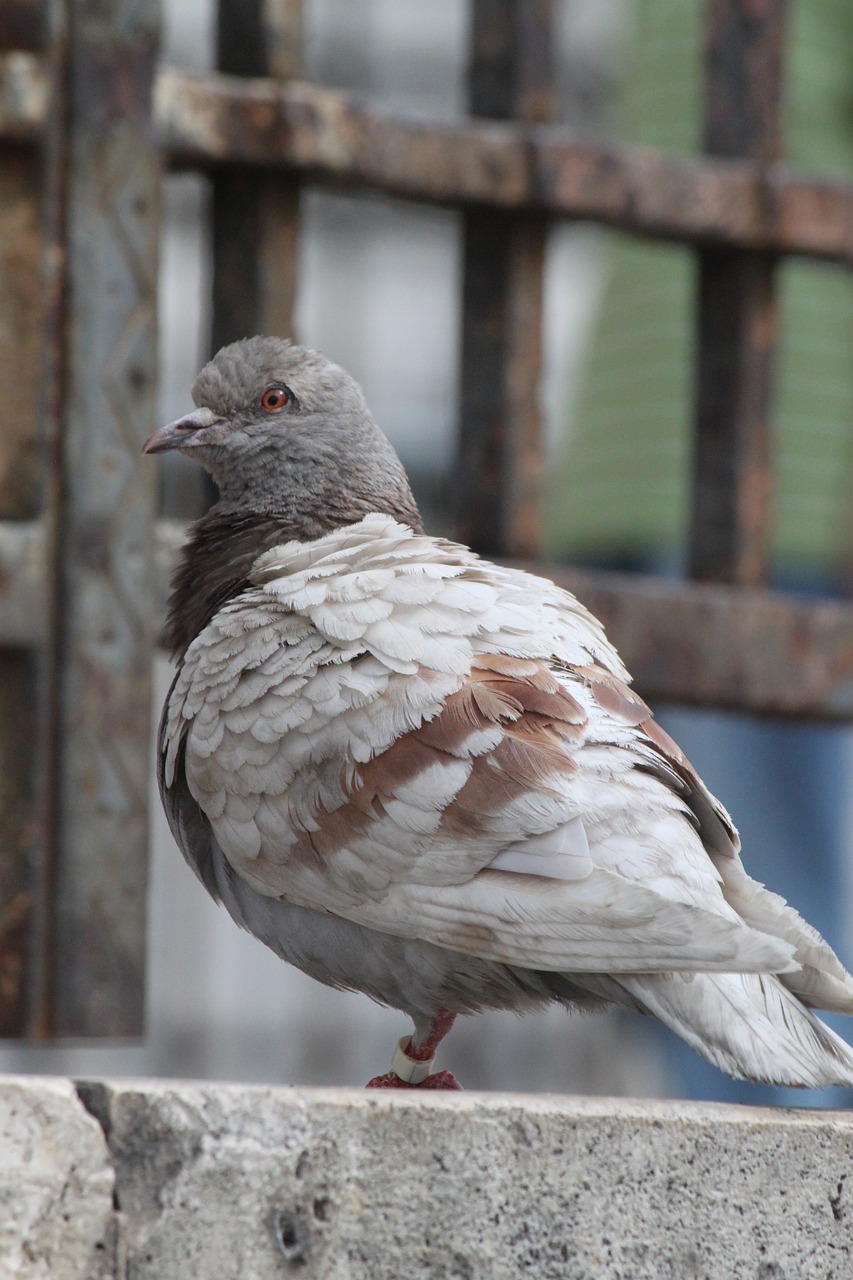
[164,510,293,657]
[166,497,424,658]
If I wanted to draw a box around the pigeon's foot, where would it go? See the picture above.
[365,1068,462,1090]
[413,1069,462,1090]
[367,1009,460,1090]
[365,1070,409,1089]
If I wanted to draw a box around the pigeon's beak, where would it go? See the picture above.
[142,407,218,455]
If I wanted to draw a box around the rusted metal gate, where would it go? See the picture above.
[1,0,851,1040]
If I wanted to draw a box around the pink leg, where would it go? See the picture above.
[366,1009,462,1090]
[409,1009,457,1060]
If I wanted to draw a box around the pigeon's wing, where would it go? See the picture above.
[162,515,830,981]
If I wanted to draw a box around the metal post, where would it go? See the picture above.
[689,0,786,585]
[45,0,161,1035]
[0,0,53,1036]
[211,0,302,351]
[455,0,554,559]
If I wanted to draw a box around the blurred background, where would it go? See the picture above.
[2,0,853,1105]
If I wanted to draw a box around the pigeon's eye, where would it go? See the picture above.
[260,386,288,412]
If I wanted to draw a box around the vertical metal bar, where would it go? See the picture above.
[46,0,161,1035]
[211,0,302,352]
[0,10,51,1036]
[455,0,554,559]
[23,0,68,1040]
[689,0,786,585]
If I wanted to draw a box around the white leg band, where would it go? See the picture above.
[391,1036,436,1084]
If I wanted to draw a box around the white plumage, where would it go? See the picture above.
[148,338,853,1090]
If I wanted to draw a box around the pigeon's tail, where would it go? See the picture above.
[618,971,853,1088]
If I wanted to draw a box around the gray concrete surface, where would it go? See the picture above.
[3,1076,853,1280]
[0,1077,115,1280]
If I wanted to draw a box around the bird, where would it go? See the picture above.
[144,335,853,1091]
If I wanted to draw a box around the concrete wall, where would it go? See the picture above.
[3,1076,853,1280]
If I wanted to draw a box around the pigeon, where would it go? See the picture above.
[144,335,853,1091]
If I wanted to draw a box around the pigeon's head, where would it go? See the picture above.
[143,336,422,529]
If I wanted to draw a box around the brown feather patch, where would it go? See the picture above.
[642,717,689,768]
[574,663,651,726]
[468,681,524,722]
[278,653,589,863]
[438,657,585,834]
[471,657,587,727]
[474,652,562,691]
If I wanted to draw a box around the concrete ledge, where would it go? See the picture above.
[2,1077,853,1279]
[0,1077,114,1280]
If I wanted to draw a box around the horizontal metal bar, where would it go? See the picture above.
[4,523,853,719]
[0,518,183,646]
[0,521,46,643]
[4,59,852,265]
[147,538,853,720]
[155,67,853,264]
[542,565,853,721]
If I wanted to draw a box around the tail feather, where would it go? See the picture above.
[717,856,853,1015]
[619,970,853,1088]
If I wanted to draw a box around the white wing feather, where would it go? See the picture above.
[165,515,841,996]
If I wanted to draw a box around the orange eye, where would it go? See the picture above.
[260,386,288,411]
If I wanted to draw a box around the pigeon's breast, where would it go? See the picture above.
[163,517,612,905]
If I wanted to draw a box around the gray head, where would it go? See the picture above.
[144,336,422,533]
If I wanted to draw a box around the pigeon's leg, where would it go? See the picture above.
[366,1009,462,1090]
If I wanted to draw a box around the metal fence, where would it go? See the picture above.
[1,0,851,1041]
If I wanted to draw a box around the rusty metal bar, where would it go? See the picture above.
[111,518,853,722]
[454,0,553,558]
[210,0,302,354]
[99,524,853,722]
[160,519,853,720]
[0,21,43,1031]
[527,565,853,721]
[4,52,853,273]
[0,515,849,722]
[688,0,786,585]
[154,69,853,266]
[27,0,69,1041]
[42,0,160,1036]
